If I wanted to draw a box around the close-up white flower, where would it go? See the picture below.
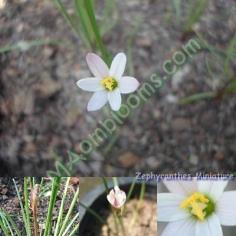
[76,52,140,111]
[107,185,126,209]
[158,180,236,236]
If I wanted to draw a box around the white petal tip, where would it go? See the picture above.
[87,103,100,112]
[86,52,97,63]
[134,81,140,90]
[112,107,120,111]
[86,52,95,58]
[118,52,125,56]
[76,80,81,88]
[87,106,96,112]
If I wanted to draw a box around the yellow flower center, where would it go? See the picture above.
[101,76,118,91]
[180,192,210,221]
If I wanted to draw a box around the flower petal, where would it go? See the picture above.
[158,193,189,222]
[197,181,228,201]
[161,218,195,236]
[87,90,108,111]
[195,214,223,236]
[108,89,121,111]
[86,53,109,79]
[119,76,140,94]
[164,180,198,196]
[107,189,115,205]
[217,191,236,226]
[76,77,103,92]
[109,52,126,80]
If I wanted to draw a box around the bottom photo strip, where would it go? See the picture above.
[0,177,236,236]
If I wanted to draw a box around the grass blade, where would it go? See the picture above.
[84,0,111,64]
[126,178,136,202]
[53,0,80,38]
[79,202,105,225]
[224,32,236,77]
[179,91,216,104]
[0,39,62,54]
[74,0,95,47]
[58,185,80,236]
[61,212,80,236]
[0,211,12,236]
[23,178,32,236]
[171,0,181,23]
[43,177,61,236]
[54,178,70,235]
[13,179,31,236]
[102,177,109,194]
[185,0,208,32]
[100,0,117,36]
[0,210,21,236]
[68,221,80,236]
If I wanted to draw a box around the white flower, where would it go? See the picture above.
[158,180,236,236]
[107,186,126,209]
[76,52,139,111]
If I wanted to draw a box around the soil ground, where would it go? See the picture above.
[101,199,157,236]
[0,0,236,176]
[81,198,157,236]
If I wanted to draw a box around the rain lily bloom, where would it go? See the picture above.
[107,186,126,209]
[158,180,236,236]
[76,52,139,111]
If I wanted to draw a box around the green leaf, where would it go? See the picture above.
[53,0,80,38]
[84,0,111,64]
[171,0,181,23]
[74,0,95,46]
[47,170,60,177]
[100,0,117,36]
[13,179,31,236]
[43,177,61,236]
[179,91,216,104]
[224,32,236,77]
[185,0,209,32]
[0,39,62,54]
[224,78,236,95]
[79,202,106,225]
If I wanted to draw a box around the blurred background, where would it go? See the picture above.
[0,0,236,176]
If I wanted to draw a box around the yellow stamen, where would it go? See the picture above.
[180,192,209,221]
[101,76,118,91]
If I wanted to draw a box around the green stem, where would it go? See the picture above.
[0,212,12,236]
[112,177,118,187]
[58,185,80,236]
[23,178,32,236]
[80,202,106,225]
[54,178,71,235]
[179,91,216,104]
[126,178,136,202]
[13,179,31,236]
[53,0,80,38]
[61,212,80,236]
[84,0,111,64]
[102,177,109,194]
[111,209,119,236]
[43,177,61,236]
[118,215,126,236]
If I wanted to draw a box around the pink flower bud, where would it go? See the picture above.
[107,186,126,209]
